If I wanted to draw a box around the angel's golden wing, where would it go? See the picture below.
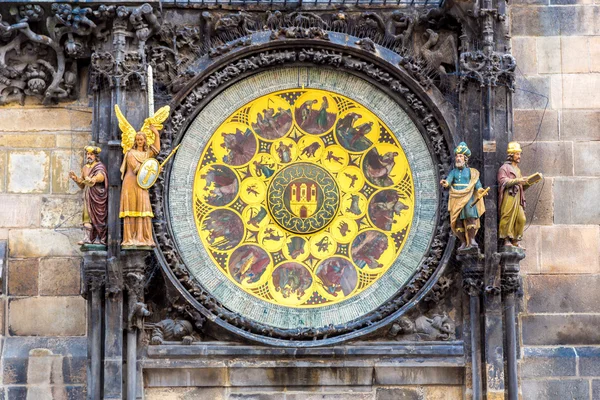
[140,105,171,147]
[114,104,138,154]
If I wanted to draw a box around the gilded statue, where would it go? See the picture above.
[498,142,542,248]
[68,143,108,247]
[115,105,170,248]
[440,142,488,251]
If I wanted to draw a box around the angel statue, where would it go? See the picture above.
[115,104,170,248]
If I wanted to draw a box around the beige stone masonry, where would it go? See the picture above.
[0,107,91,132]
[537,36,561,74]
[539,225,600,273]
[559,74,600,109]
[574,141,600,176]
[0,150,5,192]
[55,133,92,149]
[39,258,80,296]
[0,195,41,227]
[0,134,56,149]
[8,229,80,258]
[514,109,559,142]
[513,37,538,75]
[40,196,83,229]
[51,151,82,194]
[520,226,541,274]
[8,296,86,336]
[7,151,50,194]
[560,110,600,141]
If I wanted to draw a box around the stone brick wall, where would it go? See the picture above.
[0,96,91,398]
[511,1,600,399]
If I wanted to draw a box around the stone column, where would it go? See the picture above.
[458,251,484,399]
[81,251,107,400]
[500,247,525,400]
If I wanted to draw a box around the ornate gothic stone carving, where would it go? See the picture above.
[388,313,456,341]
[150,319,195,345]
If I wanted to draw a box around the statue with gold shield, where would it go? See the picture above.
[115,104,170,248]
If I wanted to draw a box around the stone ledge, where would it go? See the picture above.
[146,341,465,360]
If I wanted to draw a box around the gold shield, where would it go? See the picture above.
[137,158,161,189]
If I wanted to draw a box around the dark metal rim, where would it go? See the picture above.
[151,37,455,346]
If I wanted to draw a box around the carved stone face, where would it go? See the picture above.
[454,153,466,168]
[86,151,97,164]
[135,133,147,150]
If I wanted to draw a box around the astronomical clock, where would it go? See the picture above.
[161,65,447,343]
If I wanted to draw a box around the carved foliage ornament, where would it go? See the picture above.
[151,46,453,342]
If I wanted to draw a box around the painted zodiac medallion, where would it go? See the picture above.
[192,88,415,308]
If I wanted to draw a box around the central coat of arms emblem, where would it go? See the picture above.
[268,163,339,234]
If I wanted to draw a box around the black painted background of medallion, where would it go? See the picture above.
[151,38,457,346]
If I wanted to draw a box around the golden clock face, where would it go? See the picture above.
[192,88,415,308]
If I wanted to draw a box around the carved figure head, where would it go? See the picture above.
[135,132,148,151]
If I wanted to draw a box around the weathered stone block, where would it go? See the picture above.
[7,151,50,194]
[536,36,561,74]
[51,151,82,194]
[591,37,600,72]
[553,179,600,225]
[521,347,577,378]
[524,176,553,225]
[375,388,419,400]
[229,367,373,387]
[2,336,86,385]
[285,393,373,400]
[145,388,226,400]
[561,110,600,141]
[0,108,91,132]
[7,259,38,296]
[574,142,600,176]
[0,151,5,192]
[0,134,55,149]
[512,37,537,75]
[373,367,463,385]
[511,7,560,37]
[424,387,463,399]
[561,73,600,109]
[519,141,573,177]
[0,195,41,228]
[593,380,600,400]
[522,379,589,400]
[8,297,86,336]
[577,347,600,376]
[39,258,80,296]
[514,110,558,142]
[527,275,600,313]
[143,367,227,387]
[520,226,541,273]
[40,196,82,229]
[522,315,600,345]
[8,229,80,258]
[540,225,600,273]
[514,76,551,110]
[561,37,590,73]
[55,134,92,149]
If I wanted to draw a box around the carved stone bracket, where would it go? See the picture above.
[458,250,484,297]
[81,251,107,299]
[498,247,525,295]
[123,252,152,331]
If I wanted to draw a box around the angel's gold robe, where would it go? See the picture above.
[120,144,159,247]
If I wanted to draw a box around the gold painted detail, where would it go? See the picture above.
[193,89,415,308]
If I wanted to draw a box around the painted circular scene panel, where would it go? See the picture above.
[192,88,415,308]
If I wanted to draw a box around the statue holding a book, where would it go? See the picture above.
[497,142,542,248]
